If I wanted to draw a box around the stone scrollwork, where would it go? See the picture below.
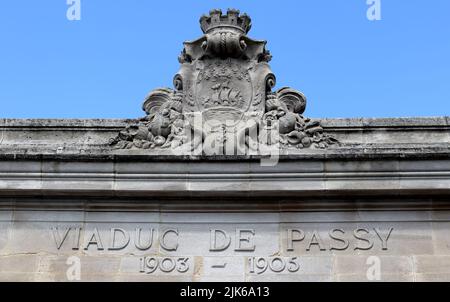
[111,9,339,153]
[262,87,338,149]
[110,88,187,150]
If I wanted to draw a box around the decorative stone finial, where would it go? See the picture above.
[110,9,338,154]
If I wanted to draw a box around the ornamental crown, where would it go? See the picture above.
[200,9,252,34]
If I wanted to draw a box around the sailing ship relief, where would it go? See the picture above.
[204,81,243,107]
[194,59,254,126]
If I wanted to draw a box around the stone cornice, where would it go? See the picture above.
[1,117,449,157]
[0,117,449,199]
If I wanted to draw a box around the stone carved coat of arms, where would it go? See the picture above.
[111,9,338,155]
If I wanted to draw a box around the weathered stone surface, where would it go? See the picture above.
[334,255,414,276]
[414,255,450,274]
[0,255,40,273]
[194,257,246,282]
[0,208,448,281]
[335,274,414,282]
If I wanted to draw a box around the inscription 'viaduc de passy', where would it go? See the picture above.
[52,227,394,252]
[110,9,338,154]
[51,226,394,275]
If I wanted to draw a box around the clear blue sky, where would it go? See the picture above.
[0,1,449,119]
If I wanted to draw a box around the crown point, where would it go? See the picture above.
[227,8,240,15]
[209,9,222,15]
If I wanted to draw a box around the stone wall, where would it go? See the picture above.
[0,117,449,282]
[0,202,450,282]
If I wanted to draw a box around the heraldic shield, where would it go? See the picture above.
[111,9,338,155]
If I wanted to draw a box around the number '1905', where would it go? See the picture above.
[248,257,300,274]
